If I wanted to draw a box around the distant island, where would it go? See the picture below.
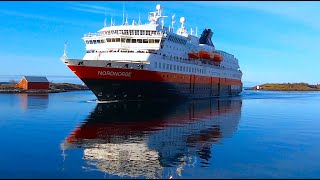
[245,83,320,91]
[0,82,88,93]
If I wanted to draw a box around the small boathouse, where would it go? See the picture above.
[16,76,49,90]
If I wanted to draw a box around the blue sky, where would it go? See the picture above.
[0,1,319,85]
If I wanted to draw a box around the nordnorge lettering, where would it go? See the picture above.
[98,71,132,77]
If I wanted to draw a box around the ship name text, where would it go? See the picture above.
[98,71,132,77]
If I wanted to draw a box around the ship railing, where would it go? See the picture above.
[84,33,101,37]
[85,31,163,37]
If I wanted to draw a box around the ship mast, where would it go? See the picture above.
[60,41,68,61]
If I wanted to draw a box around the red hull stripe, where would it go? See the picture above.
[68,65,242,85]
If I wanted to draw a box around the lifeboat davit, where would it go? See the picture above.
[199,51,211,59]
[212,54,223,62]
[188,52,199,59]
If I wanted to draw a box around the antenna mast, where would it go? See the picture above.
[138,13,141,25]
[104,8,107,27]
[196,26,198,37]
[60,41,68,61]
[122,2,125,25]
[171,14,175,32]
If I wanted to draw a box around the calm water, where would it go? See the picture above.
[0,90,320,178]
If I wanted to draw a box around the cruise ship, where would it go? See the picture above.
[61,4,243,101]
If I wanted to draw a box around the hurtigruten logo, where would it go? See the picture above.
[98,71,132,77]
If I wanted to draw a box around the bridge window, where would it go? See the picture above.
[132,39,136,43]
[137,39,142,43]
[149,39,155,43]
[155,39,160,43]
[121,38,125,43]
[143,39,148,43]
[116,38,120,42]
[126,39,130,43]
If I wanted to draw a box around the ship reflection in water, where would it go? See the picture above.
[61,99,242,178]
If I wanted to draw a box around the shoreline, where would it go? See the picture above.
[0,83,89,94]
[245,83,320,91]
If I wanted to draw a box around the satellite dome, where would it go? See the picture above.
[180,17,186,24]
[156,4,162,10]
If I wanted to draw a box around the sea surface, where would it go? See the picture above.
[0,90,320,178]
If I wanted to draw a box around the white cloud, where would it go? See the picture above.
[68,2,116,16]
[190,1,320,31]
[0,9,101,27]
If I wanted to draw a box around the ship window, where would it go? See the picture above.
[180,66,183,71]
[146,31,150,35]
[141,30,146,35]
[116,38,120,42]
[129,30,134,35]
[155,62,157,68]
[137,39,142,43]
[155,39,160,43]
[173,65,176,70]
[121,38,125,43]
[132,39,136,43]
[159,62,161,68]
[143,39,148,43]
[135,30,139,35]
[112,38,115,42]
[166,64,169,69]
[149,39,155,43]
[124,30,128,35]
[126,39,130,43]
[170,64,172,70]
[101,39,106,43]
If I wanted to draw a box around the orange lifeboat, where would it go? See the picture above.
[198,51,211,59]
[212,54,223,62]
[188,52,199,59]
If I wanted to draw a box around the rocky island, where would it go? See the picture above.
[245,83,320,91]
[0,82,88,93]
